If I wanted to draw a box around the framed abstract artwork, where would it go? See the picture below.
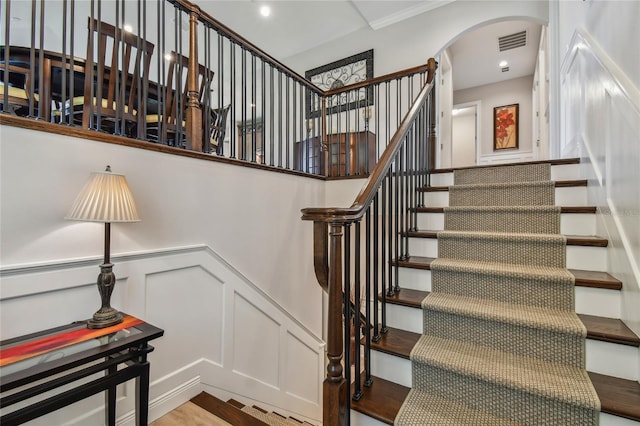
[493,103,519,150]
[305,49,374,117]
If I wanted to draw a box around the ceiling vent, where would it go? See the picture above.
[498,30,527,52]
[501,67,510,73]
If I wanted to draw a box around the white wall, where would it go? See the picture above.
[0,126,326,422]
[557,0,640,340]
[284,1,548,78]
[453,75,534,162]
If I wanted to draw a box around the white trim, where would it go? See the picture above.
[367,1,455,31]
[0,244,323,344]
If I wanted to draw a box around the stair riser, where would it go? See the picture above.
[429,164,583,187]
[371,350,412,388]
[407,238,606,270]
[586,340,639,381]
[424,186,588,207]
[397,268,622,318]
[417,212,596,236]
[384,303,634,378]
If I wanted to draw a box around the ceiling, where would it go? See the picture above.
[197,1,541,91]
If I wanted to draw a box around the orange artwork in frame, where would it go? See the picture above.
[493,103,519,150]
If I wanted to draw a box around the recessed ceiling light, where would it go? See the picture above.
[124,24,133,33]
[499,60,508,68]
[260,5,271,17]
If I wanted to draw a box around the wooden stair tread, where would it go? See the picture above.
[589,372,640,421]
[420,179,587,192]
[382,288,428,308]
[578,314,640,347]
[367,330,640,422]
[412,206,597,214]
[430,158,581,174]
[569,269,622,290]
[393,256,622,291]
[370,326,421,359]
[384,291,637,347]
[404,230,609,247]
[351,373,410,425]
[191,392,269,426]
[395,256,436,270]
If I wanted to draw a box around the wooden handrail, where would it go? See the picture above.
[301,58,437,224]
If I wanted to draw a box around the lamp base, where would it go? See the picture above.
[87,262,123,329]
[88,307,123,329]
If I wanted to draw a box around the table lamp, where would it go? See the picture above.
[66,166,140,329]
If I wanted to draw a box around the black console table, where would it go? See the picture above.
[0,314,164,426]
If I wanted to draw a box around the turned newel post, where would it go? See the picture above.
[185,8,203,152]
[427,58,438,171]
[324,221,347,425]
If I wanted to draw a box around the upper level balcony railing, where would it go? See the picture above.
[1,0,431,178]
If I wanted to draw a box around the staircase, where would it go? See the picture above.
[351,159,640,425]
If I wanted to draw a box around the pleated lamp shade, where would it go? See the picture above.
[66,166,140,223]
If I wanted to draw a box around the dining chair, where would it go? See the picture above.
[146,51,214,147]
[68,18,154,137]
[0,64,38,116]
[208,104,231,154]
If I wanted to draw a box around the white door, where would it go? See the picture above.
[451,104,478,168]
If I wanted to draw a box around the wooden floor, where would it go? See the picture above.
[151,401,232,426]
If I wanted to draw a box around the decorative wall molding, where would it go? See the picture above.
[561,29,640,336]
[0,245,325,424]
[478,150,534,165]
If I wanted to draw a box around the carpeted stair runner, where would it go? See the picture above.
[395,163,600,425]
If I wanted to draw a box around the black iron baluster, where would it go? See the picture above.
[68,0,75,126]
[394,151,400,292]
[241,46,246,160]
[388,165,395,296]
[59,0,67,124]
[217,29,224,156]
[364,207,373,387]
[230,39,236,158]
[353,221,362,401]
[292,81,297,168]
[381,175,388,332]
[343,223,352,410]
[385,80,390,149]
[269,65,274,166]
[373,193,381,342]
[251,52,256,162]
[285,74,290,169]
[278,70,282,167]
[262,57,266,164]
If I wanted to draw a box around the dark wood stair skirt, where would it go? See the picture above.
[191,392,269,426]
[191,392,314,426]
[359,327,640,423]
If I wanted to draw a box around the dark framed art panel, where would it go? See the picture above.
[493,103,519,150]
[305,49,374,118]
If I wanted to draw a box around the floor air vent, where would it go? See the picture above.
[498,30,527,52]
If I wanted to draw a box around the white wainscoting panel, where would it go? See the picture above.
[561,29,640,337]
[0,245,324,424]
